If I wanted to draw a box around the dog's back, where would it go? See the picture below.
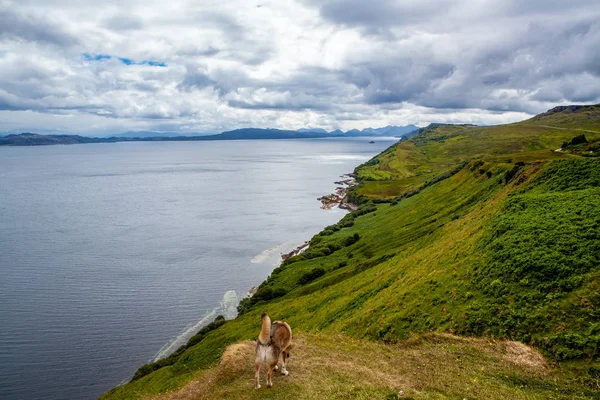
[270,321,292,351]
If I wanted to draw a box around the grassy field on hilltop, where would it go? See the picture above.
[149,333,585,400]
[102,105,600,399]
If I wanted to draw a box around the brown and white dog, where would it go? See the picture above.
[254,313,292,389]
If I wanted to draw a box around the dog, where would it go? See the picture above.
[254,313,292,389]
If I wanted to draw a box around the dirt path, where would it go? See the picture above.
[533,124,600,134]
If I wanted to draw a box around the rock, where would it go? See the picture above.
[281,242,309,261]
[319,172,359,209]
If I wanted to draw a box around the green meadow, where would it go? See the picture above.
[103,104,600,399]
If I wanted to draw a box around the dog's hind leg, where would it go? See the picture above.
[280,351,289,376]
[267,360,277,388]
[254,361,261,389]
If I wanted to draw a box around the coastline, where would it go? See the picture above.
[317,173,359,211]
[146,170,359,363]
[284,171,359,261]
[281,241,310,262]
[150,291,239,363]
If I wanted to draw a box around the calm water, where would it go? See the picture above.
[0,138,396,399]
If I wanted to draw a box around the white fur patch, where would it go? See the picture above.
[257,345,271,362]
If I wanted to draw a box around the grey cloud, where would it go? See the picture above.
[355,61,456,105]
[103,14,145,31]
[178,65,216,91]
[0,9,78,46]
[499,0,600,17]
[308,0,455,33]
[177,46,220,57]
[312,4,600,114]
[196,11,246,41]
[182,65,356,111]
[226,90,332,111]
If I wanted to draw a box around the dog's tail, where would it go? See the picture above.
[258,313,271,345]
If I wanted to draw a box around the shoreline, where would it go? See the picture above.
[140,169,354,371]
[115,168,366,390]
[317,173,359,211]
[281,241,310,262]
[283,171,359,262]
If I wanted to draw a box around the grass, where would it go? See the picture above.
[148,332,594,400]
[102,104,600,399]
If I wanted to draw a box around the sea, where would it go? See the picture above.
[0,137,397,399]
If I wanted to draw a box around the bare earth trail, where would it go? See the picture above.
[532,124,600,134]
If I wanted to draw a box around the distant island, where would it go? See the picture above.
[0,125,419,147]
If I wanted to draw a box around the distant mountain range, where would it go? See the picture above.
[0,125,419,147]
[107,125,419,139]
[109,131,186,138]
[294,125,419,137]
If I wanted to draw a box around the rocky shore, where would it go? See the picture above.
[317,173,359,210]
[281,241,310,262]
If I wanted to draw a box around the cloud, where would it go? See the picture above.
[0,8,78,46]
[0,0,599,135]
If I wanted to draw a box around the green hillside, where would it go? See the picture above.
[102,105,600,399]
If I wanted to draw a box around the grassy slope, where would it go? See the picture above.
[150,333,580,400]
[102,105,600,399]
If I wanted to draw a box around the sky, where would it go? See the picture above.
[0,0,599,135]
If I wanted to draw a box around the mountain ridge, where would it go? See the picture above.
[0,125,420,146]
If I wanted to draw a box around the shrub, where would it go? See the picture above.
[298,267,326,285]
[338,214,355,228]
[470,160,484,171]
[343,233,360,247]
[237,287,288,314]
[351,201,377,217]
[504,163,524,184]
[562,134,588,148]
[254,287,287,301]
